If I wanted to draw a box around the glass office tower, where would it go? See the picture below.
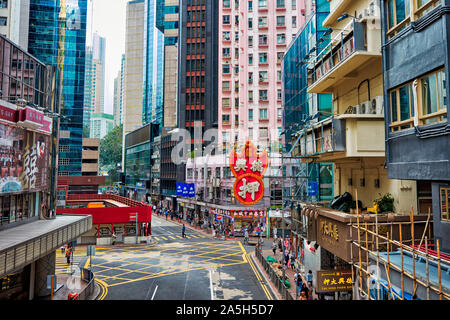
[28,0,88,176]
[143,0,164,127]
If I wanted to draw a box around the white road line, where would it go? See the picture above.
[151,285,158,300]
[209,269,214,300]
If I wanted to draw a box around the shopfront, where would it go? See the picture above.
[211,208,267,237]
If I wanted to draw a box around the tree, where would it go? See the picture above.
[100,124,123,168]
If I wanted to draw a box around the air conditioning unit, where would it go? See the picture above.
[359,101,370,114]
[371,96,384,115]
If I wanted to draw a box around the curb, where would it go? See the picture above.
[248,252,282,300]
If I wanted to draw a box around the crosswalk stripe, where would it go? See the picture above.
[160,237,168,240]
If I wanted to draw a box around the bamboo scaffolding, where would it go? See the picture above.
[425,237,430,300]
[399,223,404,300]
[437,239,442,300]
[365,221,370,299]
[386,232,392,300]
[410,207,417,297]
[356,189,363,299]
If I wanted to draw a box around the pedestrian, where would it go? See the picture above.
[306,270,313,286]
[272,240,277,256]
[278,238,282,252]
[111,232,117,245]
[300,283,309,300]
[65,246,71,264]
[296,273,303,297]
[182,223,186,238]
[299,291,307,300]
[290,251,296,270]
[284,249,289,266]
[60,245,65,255]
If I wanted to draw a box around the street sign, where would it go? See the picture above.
[216,214,222,221]
[308,181,318,196]
[129,213,137,221]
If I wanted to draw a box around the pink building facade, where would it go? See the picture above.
[218,0,306,150]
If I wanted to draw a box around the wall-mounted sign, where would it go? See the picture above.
[308,181,318,196]
[0,123,50,194]
[176,182,195,198]
[230,141,269,206]
[316,269,353,293]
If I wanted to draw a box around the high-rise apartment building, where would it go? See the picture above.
[122,0,146,168]
[83,32,106,132]
[113,54,125,127]
[28,0,88,176]
[218,0,305,152]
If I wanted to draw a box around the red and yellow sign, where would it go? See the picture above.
[230,141,269,206]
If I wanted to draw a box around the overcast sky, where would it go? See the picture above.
[87,0,129,115]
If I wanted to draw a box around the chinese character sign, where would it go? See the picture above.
[316,270,353,293]
[229,141,269,206]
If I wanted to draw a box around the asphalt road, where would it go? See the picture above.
[65,215,274,300]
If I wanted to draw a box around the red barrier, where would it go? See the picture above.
[56,206,152,224]
[66,194,148,207]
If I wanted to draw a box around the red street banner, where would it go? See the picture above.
[229,141,269,206]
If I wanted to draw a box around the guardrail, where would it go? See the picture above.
[255,247,295,300]
[77,268,95,300]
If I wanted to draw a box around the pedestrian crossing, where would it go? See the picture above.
[152,233,207,242]
[55,250,86,275]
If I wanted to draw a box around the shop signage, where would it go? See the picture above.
[316,269,353,293]
[0,123,50,194]
[176,182,195,198]
[230,140,269,206]
[268,209,291,218]
[316,215,352,263]
[0,103,17,124]
[307,181,318,196]
[18,106,44,129]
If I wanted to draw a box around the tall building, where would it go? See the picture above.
[122,0,146,168]
[0,0,30,49]
[83,32,106,132]
[90,112,114,139]
[28,0,88,176]
[156,0,179,128]
[177,0,219,185]
[113,54,125,127]
[218,0,305,152]
[143,0,164,127]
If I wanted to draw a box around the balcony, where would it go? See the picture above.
[307,20,381,94]
[297,113,385,162]
[322,0,353,27]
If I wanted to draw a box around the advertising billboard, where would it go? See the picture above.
[0,123,50,194]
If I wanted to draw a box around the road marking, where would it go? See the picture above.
[95,278,109,300]
[209,269,214,300]
[160,236,168,240]
[151,285,158,300]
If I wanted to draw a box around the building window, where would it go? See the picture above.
[234,65,239,74]
[223,47,231,57]
[259,0,267,9]
[222,81,230,91]
[259,71,268,82]
[258,34,268,45]
[235,15,239,26]
[249,90,253,101]
[440,187,450,222]
[277,52,284,63]
[248,36,253,47]
[277,89,282,100]
[249,109,254,120]
[0,1,7,9]
[0,16,7,26]
[390,82,414,131]
[259,108,268,119]
[235,31,239,41]
[222,98,230,108]
[248,53,253,65]
[420,68,447,125]
[277,33,286,44]
[248,0,253,11]
[248,72,253,83]
[223,0,231,8]
[276,0,285,8]
[258,16,267,27]
[222,114,230,122]
[259,52,268,63]
[276,16,285,26]
[415,0,443,18]
[223,31,231,40]
[259,90,268,100]
[292,16,297,27]
[248,18,253,28]
[223,64,230,73]
[292,0,296,9]
[216,167,221,178]
[223,15,231,24]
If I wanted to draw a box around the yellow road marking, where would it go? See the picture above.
[95,278,108,300]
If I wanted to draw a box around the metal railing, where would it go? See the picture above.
[255,247,295,300]
[77,268,95,300]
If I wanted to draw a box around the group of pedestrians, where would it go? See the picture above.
[294,270,314,300]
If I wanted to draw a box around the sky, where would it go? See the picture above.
[87,0,129,115]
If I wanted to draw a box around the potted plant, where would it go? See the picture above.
[373,193,395,213]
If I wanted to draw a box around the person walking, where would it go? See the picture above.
[306,270,313,287]
[182,223,186,238]
[272,239,277,256]
[290,251,296,270]
[65,246,72,264]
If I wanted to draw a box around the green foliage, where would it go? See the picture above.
[374,193,395,213]
[83,125,90,138]
[100,124,123,168]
